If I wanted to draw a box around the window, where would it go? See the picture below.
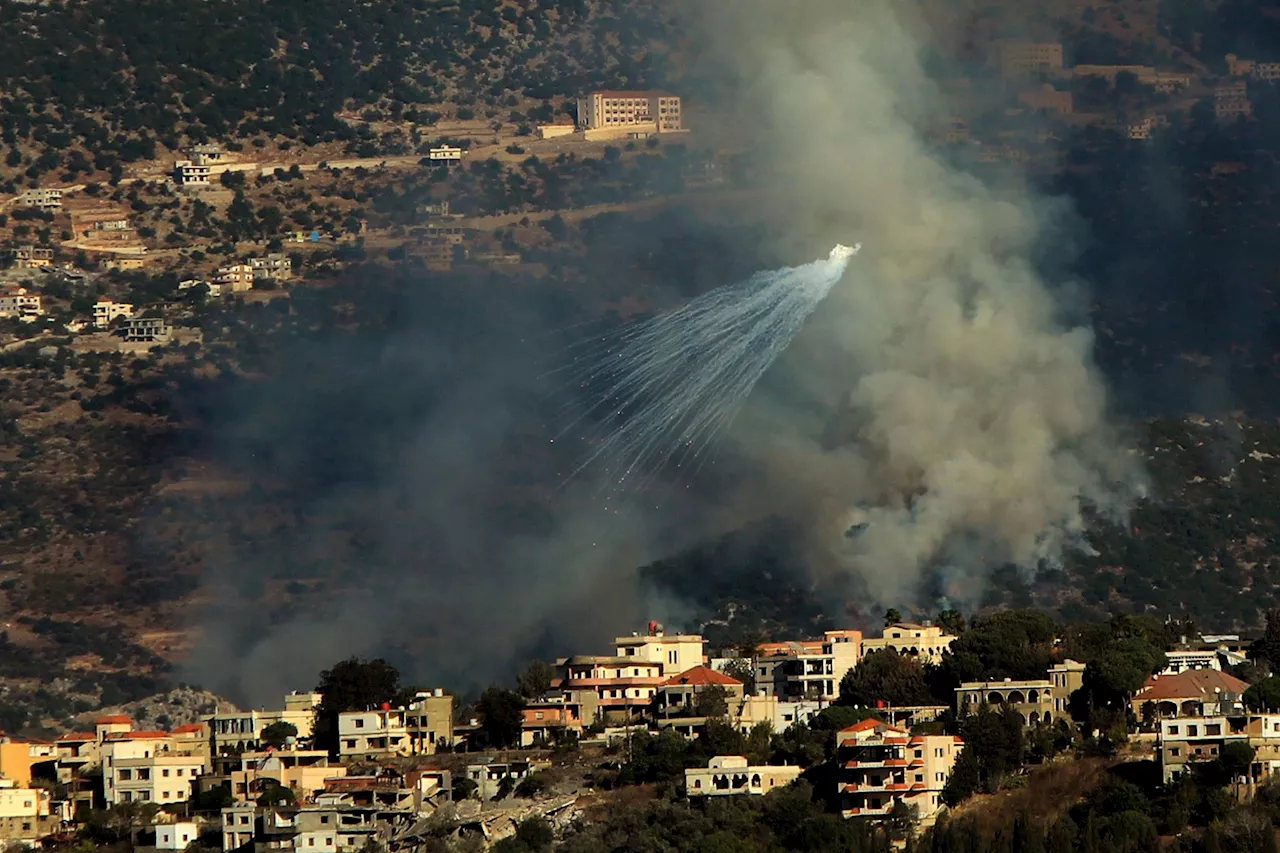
[177,769,184,776]
[345,740,356,749]
[308,839,315,847]
[914,750,923,758]
[668,650,678,664]
[140,791,151,801]
[240,816,249,826]
[163,790,171,799]
[915,774,924,782]
[935,748,944,757]
[355,719,365,728]
[163,769,170,777]
[1169,726,1180,735]
[1171,748,1181,756]
[321,816,330,825]
[120,770,133,781]
[935,773,945,782]
[1206,724,1222,736]
[138,769,151,781]
[1189,726,1199,736]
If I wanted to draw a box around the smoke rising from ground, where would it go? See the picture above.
[701,0,1146,606]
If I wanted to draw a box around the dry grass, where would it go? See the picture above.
[949,757,1114,826]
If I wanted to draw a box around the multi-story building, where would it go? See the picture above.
[174,160,211,186]
[189,145,226,166]
[230,746,344,803]
[1159,715,1249,783]
[576,91,683,135]
[685,755,802,797]
[427,146,463,163]
[1254,62,1280,81]
[0,288,43,319]
[520,697,584,747]
[206,692,321,755]
[996,41,1064,77]
[757,630,863,701]
[1133,669,1249,720]
[3,246,53,270]
[955,678,1057,725]
[463,759,547,801]
[14,188,63,212]
[1215,81,1252,120]
[221,804,257,851]
[863,623,955,664]
[837,719,962,825]
[103,729,207,806]
[556,655,665,722]
[1161,649,1222,675]
[250,253,293,282]
[732,695,829,736]
[94,299,135,328]
[122,317,173,343]
[655,666,746,722]
[99,256,147,272]
[615,624,705,674]
[1048,660,1086,716]
[0,780,52,843]
[213,263,255,292]
[337,691,453,760]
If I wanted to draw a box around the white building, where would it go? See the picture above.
[685,755,801,797]
[93,299,134,328]
[614,625,705,674]
[862,622,957,664]
[213,263,255,292]
[174,160,211,186]
[756,630,863,701]
[0,288,44,319]
[1160,649,1222,676]
[250,253,293,281]
[427,146,463,163]
[14,188,63,212]
[156,821,200,850]
[0,780,51,843]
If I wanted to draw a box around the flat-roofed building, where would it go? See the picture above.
[686,755,801,797]
[577,91,683,133]
[837,719,962,826]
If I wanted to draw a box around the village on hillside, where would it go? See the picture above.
[0,615,1269,851]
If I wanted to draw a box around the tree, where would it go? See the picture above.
[838,649,934,708]
[884,608,903,626]
[942,747,980,806]
[516,660,554,700]
[1245,675,1280,713]
[260,721,298,749]
[257,784,296,807]
[476,687,525,748]
[722,657,756,695]
[313,657,403,754]
[936,609,966,636]
[1254,610,1280,672]
[695,684,730,718]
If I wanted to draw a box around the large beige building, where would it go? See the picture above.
[863,623,955,664]
[556,656,665,722]
[230,746,344,802]
[615,625,704,673]
[1049,660,1086,716]
[337,690,454,759]
[955,678,1057,725]
[206,692,321,754]
[686,755,801,797]
[837,719,962,825]
[757,630,863,700]
[0,780,52,843]
[577,90,683,137]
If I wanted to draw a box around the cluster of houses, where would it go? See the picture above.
[0,624,1268,849]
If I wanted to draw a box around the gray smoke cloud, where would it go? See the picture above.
[696,0,1147,607]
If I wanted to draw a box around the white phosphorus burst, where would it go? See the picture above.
[560,244,859,488]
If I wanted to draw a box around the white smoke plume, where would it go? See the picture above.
[694,0,1146,606]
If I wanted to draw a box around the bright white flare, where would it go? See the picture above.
[563,245,855,486]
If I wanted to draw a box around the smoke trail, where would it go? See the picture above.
[561,244,857,487]
[689,0,1146,608]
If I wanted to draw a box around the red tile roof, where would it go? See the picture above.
[1137,669,1249,702]
[95,715,132,725]
[660,666,743,688]
[56,733,95,742]
[840,718,907,735]
[109,731,170,740]
[171,724,205,734]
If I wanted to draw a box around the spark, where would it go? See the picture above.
[559,243,859,488]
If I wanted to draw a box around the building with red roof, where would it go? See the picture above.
[837,718,963,826]
[1134,669,1250,718]
[655,666,746,728]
